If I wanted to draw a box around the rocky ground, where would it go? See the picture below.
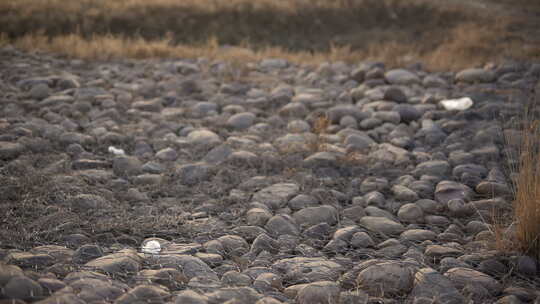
[0,45,540,304]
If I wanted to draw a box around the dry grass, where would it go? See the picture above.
[0,0,539,70]
[499,83,540,260]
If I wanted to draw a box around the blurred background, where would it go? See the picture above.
[1,0,539,70]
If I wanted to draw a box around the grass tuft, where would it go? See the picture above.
[503,82,540,260]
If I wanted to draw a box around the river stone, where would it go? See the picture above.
[205,287,262,304]
[203,144,233,165]
[356,261,417,297]
[397,203,424,223]
[187,129,222,146]
[265,215,300,236]
[475,180,512,197]
[384,86,407,103]
[350,232,375,248]
[112,156,142,177]
[175,162,211,185]
[136,268,188,289]
[227,112,256,130]
[425,245,463,261]
[0,263,24,286]
[217,235,249,256]
[155,147,178,161]
[359,216,405,235]
[413,160,450,177]
[150,254,217,281]
[385,69,421,85]
[344,133,376,151]
[4,275,43,300]
[392,186,419,203]
[174,290,208,304]
[221,271,253,287]
[253,183,300,209]
[455,68,496,83]
[288,194,319,211]
[0,142,25,160]
[272,257,343,284]
[296,281,341,304]
[252,272,282,292]
[293,205,338,227]
[409,268,465,304]
[85,249,142,275]
[6,252,56,268]
[444,267,502,296]
[435,181,474,204]
[30,245,74,263]
[400,229,437,242]
[303,151,338,167]
[246,208,272,227]
[29,83,51,100]
[37,277,66,294]
[115,284,170,304]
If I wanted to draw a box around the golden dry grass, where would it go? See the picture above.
[497,83,540,261]
[509,86,540,260]
[0,0,539,70]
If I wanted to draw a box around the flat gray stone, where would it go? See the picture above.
[456,68,495,83]
[175,162,212,185]
[359,216,405,235]
[297,281,340,304]
[356,260,417,297]
[272,257,343,284]
[227,112,256,130]
[444,267,502,296]
[149,254,218,281]
[413,160,450,177]
[293,205,339,227]
[385,69,421,85]
[187,129,222,146]
[4,276,43,300]
[85,249,142,275]
[265,215,300,236]
[253,183,300,209]
[112,156,142,177]
[435,181,474,204]
[115,284,170,304]
[409,268,465,304]
[0,142,25,160]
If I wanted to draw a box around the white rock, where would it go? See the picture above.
[108,146,125,155]
[142,240,161,254]
[440,97,473,111]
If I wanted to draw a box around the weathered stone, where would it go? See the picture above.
[272,257,343,284]
[385,69,421,85]
[176,162,211,185]
[435,181,474,204]
[4,276,43,300]
[356,261,417,297]
[85,249,142,275]
[293,205,338,227]
[115,284,170,304]
[409,268,465,304]
[253,183,300,210]
[456,68,496,83]
[444,267,502,296]
[0,142,25,160]
[265,215,300,236]
[359,216,405,235]
[296,281,340,304]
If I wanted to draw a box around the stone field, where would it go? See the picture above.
[0,45,540,303]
